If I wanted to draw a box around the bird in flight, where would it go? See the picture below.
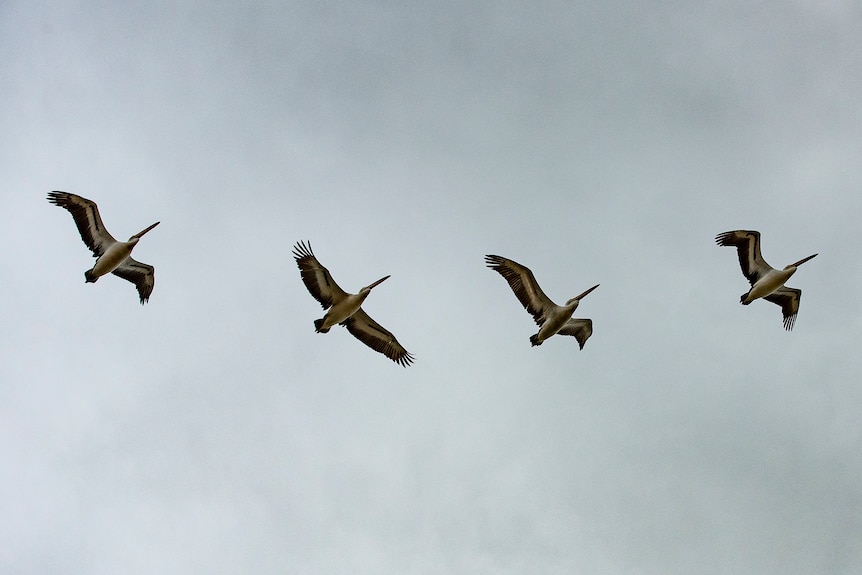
[293,241,414,367]
[486,254,599,349]
[48,191,160,304]
[715,230,817,330]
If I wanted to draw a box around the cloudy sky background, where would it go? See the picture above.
[2,1,861,573]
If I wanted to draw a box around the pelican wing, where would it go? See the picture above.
[342,309,415,367]
[48,191,117,256]
[557,318,593,350]
[111,257,155,304]
[293,240,348,309]
[715,230,774,285]
[764,286,802,331]
[485,255,555,325]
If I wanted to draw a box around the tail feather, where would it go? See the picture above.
[314,318,330,333]
[740,291,751,305]
[84,269,98,283]
[529,334,542,346]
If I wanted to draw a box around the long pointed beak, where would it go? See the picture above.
[132,221,160,239]
[574,284,600,300]
[365,275,390,290]
[790,253,817,267]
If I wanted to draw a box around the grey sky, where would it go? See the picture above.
[2,1,861,573]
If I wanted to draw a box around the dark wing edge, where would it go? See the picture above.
[485,255,554,325]
[715,230,768,285]
[111,257,155,304]
[47,191,116,256]
[558,318,593,350]
[764,287,801,331]
[292,240,346,309]
[342,309,415,367]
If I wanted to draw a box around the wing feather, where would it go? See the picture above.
[292,241,347,309]
[764,286,801,331]
[485,255,555,325]
[111,257,155,304]
[343,309,415,367]
[48,191,117,256]
[715,230,773,285]
[557,318,593,350]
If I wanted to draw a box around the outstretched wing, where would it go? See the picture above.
[764,286,802,331]
[111,257,155,304]
[557,318,593,350]
[342,309,415,367]
[715,230,774,285]
[292,240,347,309]
[485,255,555,325]
[48,191,117,257]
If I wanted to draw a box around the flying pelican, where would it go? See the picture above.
[715,230,817,330]
[485,254,599,349]
[48,191,160,304]
[293,240,414,367]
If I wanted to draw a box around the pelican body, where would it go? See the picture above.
[715,230,817,330]
[293,241,414,367]
[314,274,390,333]
[48,191,160,304]
[485,254,599,349]
[85,221,160,283]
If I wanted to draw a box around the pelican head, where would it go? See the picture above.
[784,253,817,270]
[565,284,600,306]
[361,275,390,294]
[129,221,161,242]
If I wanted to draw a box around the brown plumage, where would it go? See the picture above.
[486,254,598,349]
[48,191,159,304]
[293,241,414,367]
[715,230,817,330]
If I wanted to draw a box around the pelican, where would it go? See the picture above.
[485,254,599,348]
[293,241,414,367]
[48,191,160,304]
[715,230,817,330]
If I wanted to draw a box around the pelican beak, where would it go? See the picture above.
[790,253,817,267]
[132,221,160,239]
[574,284,600,300]
[365,275,390,290]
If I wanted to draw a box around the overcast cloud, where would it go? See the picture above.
[2,1,861,573]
